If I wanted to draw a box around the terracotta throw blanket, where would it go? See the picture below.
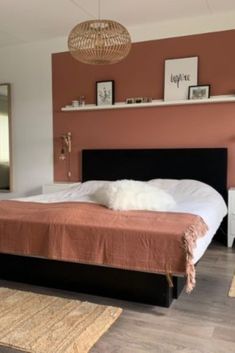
[0,201,208,292]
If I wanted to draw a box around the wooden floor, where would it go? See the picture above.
[0,242,234,353]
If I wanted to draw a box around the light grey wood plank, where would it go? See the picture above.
[0,242,234,353]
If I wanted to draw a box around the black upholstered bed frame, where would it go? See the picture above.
[0,148,227,307]
[82,148,227,202]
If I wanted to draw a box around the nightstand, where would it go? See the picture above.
[42,182,80,194]
[228,188,235,247]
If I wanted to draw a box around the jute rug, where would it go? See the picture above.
[0,287,122,353]
[228,274,235,297]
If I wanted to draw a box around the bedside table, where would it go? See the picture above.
[228,188,235,247]
[42,182,80,194]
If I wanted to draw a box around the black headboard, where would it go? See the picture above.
[82,148,227,202]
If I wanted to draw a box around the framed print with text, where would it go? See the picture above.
[164,57,198,101]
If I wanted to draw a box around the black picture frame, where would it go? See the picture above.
[96,80,115,106]
[188,84,211,100]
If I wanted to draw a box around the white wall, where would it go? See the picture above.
[0,12,234,199]
[129,11,235,42]
[0,37,67,199]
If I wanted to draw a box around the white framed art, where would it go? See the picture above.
[164,57,198,101]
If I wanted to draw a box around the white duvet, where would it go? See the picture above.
[17,179,227,264]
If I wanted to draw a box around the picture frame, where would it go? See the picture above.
[164,56,198,101]
[125,97,152,104]
[188,84,210,100]
[126,98,135,104]
[96,80,115,106]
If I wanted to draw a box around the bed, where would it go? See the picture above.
[0,148,228,307]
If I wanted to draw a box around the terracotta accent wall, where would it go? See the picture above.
[52,30,235,186]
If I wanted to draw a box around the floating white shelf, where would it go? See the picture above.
[61,95,235,112]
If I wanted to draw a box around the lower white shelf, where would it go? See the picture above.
[61,95,235,112]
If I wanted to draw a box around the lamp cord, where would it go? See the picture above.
[69,0,96,19]
[205,0,213,13]
[67,153,72,179]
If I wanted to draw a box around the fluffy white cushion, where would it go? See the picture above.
[92,179,176,211]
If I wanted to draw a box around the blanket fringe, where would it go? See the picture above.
[166,272,174,288]
[183,218,208,293]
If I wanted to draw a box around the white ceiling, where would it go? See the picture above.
[0,0,235,48]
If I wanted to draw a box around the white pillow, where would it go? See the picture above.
[92,179,176,211]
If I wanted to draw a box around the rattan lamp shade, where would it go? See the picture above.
[68,19,131,65]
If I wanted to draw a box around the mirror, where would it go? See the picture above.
[0,84,11,191]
